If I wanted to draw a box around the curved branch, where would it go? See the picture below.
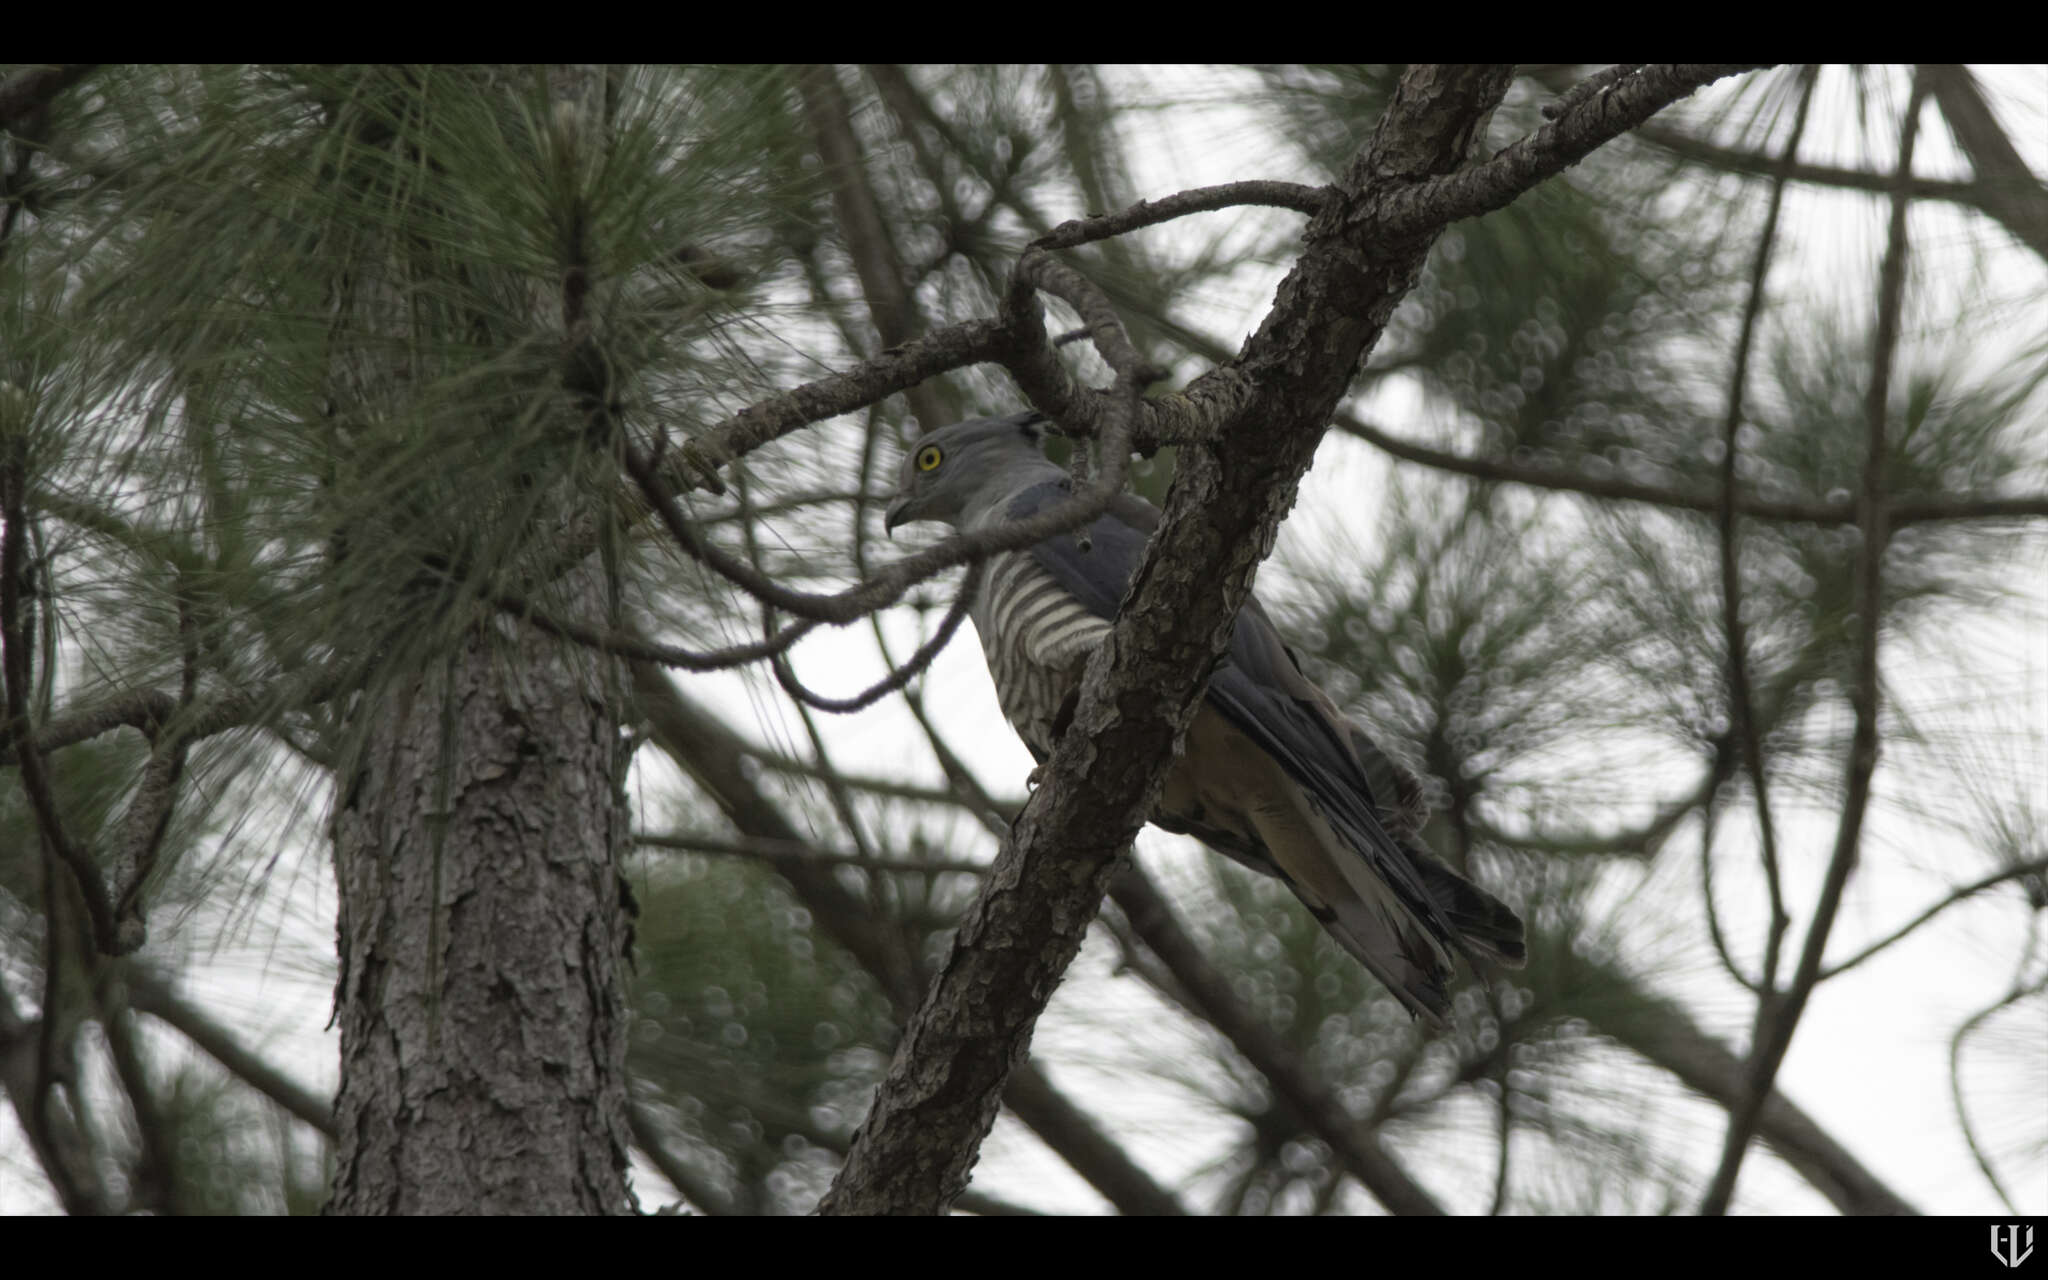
[495,589,823,672]
[770,564,982,714]
[2,455,123,953]
[1822,857,2048,980]
[1716,66,1815,992]
[1949,963,2045,1216]
[1699,69,1928,1218]
[620,221,1167,631]
[1032,179,1328,252]
[657,315,1014,499]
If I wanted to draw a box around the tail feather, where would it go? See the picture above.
[1410,850,1526,969]
[1303,894,1453,1028]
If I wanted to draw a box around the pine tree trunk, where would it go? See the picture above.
[328,600,635,1214]
[322,64,634,1215]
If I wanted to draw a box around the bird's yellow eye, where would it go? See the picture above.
[916,446,943,472]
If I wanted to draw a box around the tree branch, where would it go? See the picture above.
[816,63,1524,1218]
[1715,66,1814,993]
[1630,69,2048,265]
[1108,865,1447,1214]
[2,451,124,953]
[1699,69,1927,1217]
[627,1100,732,1215]
[657,315,1014,500]
[0,662,345,765]
[796,64,954,430]
[1147,322,2048,532]
[495,587,825,671]
[1375,65,1766,236]
[1331,411,2048,528]
[630,663,1185,1215]
[123,966,337,1140]
[1821,857,2048,981]
[1032,179,1329,252]
[1583,955,1918,1215]
[1920,65,2048,263]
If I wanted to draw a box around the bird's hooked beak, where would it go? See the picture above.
[883,493,911,538]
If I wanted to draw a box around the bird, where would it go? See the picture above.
[884,409,1525,1027]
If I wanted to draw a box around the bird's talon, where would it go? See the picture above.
[1025,764,1047,791]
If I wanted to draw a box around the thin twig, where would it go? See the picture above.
[1821,857,2048,980]
[495,588,823,671]
[1698,69,1927,1218]
[1716,66,1816,992]
[1699,766,1766,994]
[1031,179,1328,252]
[1948,957,2044,1216]
[769,563,982,714]
[1334,412,2048,528]
[2,449,124,952]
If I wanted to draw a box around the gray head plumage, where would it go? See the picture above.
[884,410,1062,534]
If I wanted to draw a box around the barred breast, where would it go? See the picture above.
[971,549,1113,757]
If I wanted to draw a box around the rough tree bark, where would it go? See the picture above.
[328,609,634,1215]
[816,64,1521,1216]
[324,65,637,1216]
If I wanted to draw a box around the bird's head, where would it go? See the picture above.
[884,409,1052,535]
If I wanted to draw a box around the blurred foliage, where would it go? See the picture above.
[0,63,2041,1215]
[625,856,896,1215]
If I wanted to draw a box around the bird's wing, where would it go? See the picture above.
[1008,483,1524,978]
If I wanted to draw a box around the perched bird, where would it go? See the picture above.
[885,409,1525,1025]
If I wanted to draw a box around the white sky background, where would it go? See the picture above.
[2,65,2043,1216]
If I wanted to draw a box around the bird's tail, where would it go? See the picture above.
[1339,719,1527,970]
[1301,877,1458,1028]
[1307,803,1526,1026]
[1410,849,1527,970]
